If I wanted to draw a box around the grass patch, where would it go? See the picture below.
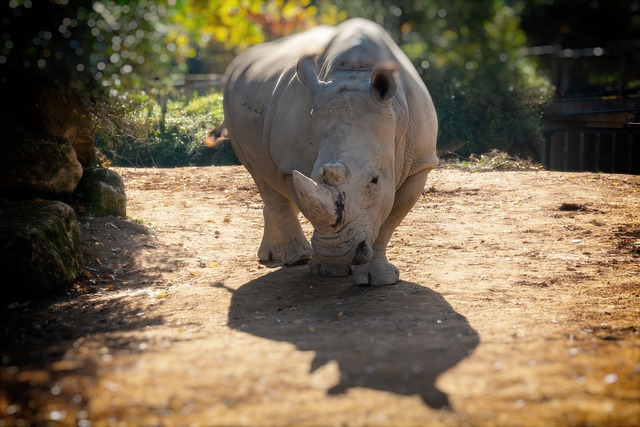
[439,150,543,172]
[97,92,239,167]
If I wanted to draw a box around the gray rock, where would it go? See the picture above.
[74,167,126,217]
[0,200,83,302]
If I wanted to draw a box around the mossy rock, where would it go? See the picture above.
[74,167,126,217]
[0,200,83,303]
[0,124,83,198]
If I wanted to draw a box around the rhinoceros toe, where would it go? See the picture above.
[283,251,311,267]
[283,242,312,267]
[353,261,400,286]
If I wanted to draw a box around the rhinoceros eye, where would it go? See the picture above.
[364,167,381,192]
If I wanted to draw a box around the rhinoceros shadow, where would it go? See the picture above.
[226,266,479,409]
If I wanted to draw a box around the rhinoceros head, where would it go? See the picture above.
[292,55,400,268]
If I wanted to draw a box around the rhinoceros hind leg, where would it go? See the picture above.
[308,260,351,277]
[257,180,311,266]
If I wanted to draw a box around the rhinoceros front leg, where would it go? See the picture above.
[353,169,430,286]
[255,178,312,267]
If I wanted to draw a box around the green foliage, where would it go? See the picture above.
[97,93,229,167]
[0,0,190,97]
[92,91,162,151]
[178,0,346,73]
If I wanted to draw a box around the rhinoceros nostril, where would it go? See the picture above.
[352,239,372,265]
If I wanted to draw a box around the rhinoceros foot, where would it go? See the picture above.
[258,239,311,267]
[353,260,400,286]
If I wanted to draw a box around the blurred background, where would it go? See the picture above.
[1,0,639,172]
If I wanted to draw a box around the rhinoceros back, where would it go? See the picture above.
[223,26,336,184]
[223,19,437,194]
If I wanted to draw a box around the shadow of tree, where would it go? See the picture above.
[0,216,174,422]
[228,266,479,409]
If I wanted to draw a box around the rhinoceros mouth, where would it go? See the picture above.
[311,230,369,263]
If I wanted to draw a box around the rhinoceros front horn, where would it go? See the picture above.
[292,170,340,228]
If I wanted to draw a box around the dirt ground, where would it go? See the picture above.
[1,165,639,426]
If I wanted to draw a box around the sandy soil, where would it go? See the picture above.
[1,165,639,426]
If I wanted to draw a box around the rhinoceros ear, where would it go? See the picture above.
[296,55,320,89]
[371,61,398,102]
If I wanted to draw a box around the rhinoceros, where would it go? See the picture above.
[223,18,438,285]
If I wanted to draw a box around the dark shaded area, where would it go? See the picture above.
[521,0,640,98]
[0,1,97,132]
[0,298,162,423]
[614,224,640,257]
[228,266,479,409]
[208,139,241,166]
[0,200,83,303]
[558,203,587,212]
[521,1,640,50]
[519,2,640,173]
[0,217,173,423]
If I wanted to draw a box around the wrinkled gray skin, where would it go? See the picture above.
[223,18,438,285]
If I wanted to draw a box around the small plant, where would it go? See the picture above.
[95,151,112,168]
[127,215,149,225]
[440,149,543,172]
